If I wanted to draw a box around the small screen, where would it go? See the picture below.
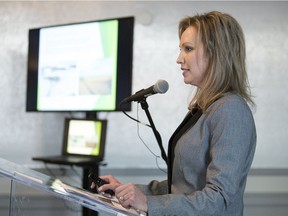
[66,119,103,156]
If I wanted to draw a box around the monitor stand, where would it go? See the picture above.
[86,112,98,119]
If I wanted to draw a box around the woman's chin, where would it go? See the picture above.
[183,78,192,85]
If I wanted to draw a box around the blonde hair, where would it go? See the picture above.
[178,11,254,112]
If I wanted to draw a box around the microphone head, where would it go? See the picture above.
[154,80,169,94]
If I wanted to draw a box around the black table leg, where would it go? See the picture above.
[82,165,99,216]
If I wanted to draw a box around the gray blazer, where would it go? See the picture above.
[137,93,257,216]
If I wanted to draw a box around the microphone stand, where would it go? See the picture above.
[139,98,167,165]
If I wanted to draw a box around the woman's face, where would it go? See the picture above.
[177,26,208,88]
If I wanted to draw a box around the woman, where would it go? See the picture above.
[94,11,256,215]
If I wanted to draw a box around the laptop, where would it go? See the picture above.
[33,118,107,166]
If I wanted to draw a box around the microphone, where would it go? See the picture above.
[122,80,169,103]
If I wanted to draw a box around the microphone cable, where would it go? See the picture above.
[135,104,167,174]
[120,101,151,128]
[120,100,167,174]
[120,100,167,173]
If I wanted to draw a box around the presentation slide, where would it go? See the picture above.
[37,20,118,111]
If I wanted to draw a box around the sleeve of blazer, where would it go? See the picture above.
[145,95,257,216]
[137,180,169,195]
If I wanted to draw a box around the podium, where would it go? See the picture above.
[0,158,146,216]
[32,156,104,216]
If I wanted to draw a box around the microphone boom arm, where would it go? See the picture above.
[139,98,167,165]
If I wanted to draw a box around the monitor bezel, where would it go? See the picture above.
[26,16,134,112]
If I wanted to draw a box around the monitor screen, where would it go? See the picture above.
[26,16,134,112]
[64,118,107,157]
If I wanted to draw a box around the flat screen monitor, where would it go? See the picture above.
[26,16,134,112]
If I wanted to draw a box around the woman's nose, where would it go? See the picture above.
[176,53,184,64]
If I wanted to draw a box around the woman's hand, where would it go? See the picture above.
[115,183,148,213]
[90,175,148,212]
[90,175,121,198]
